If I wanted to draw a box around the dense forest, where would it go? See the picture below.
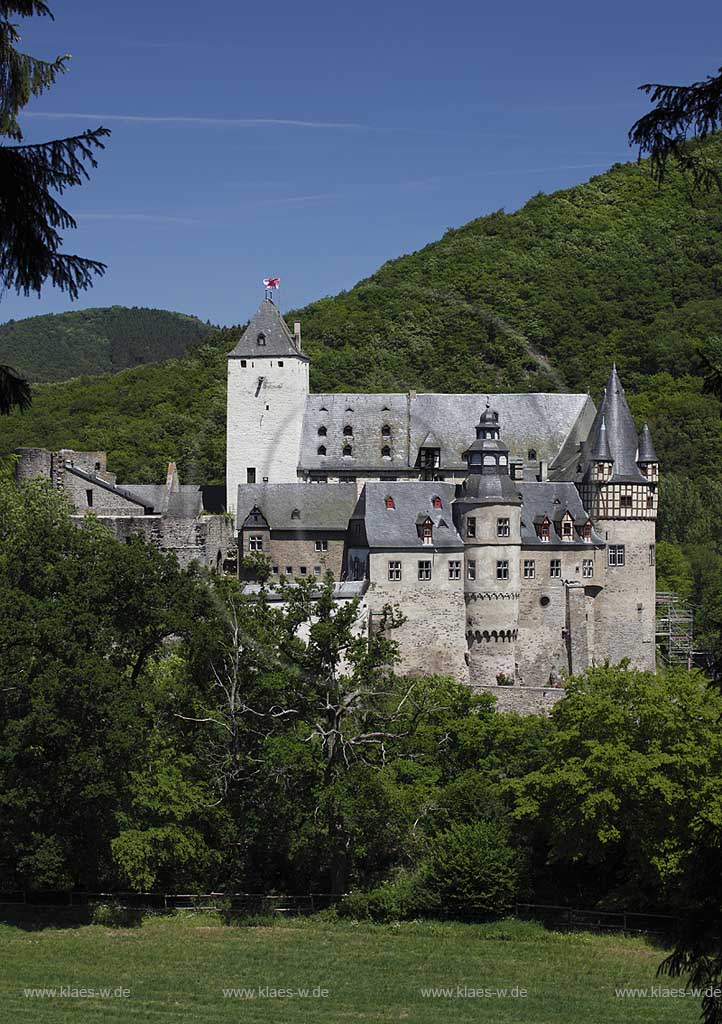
[0,306,214,382]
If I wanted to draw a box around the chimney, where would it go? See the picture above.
[166,461,180,494]
[294,321,302,350]
[408,389,417,401]
[537,459,548,482]
[510,459,524,481]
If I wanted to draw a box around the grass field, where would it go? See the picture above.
[0,912,702,1022]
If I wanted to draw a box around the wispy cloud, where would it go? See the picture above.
[78,212,215,226]
[24,112,364,130]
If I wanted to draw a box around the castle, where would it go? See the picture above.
[15,296,659,712]
[228,299,658,711]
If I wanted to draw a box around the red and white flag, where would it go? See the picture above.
[263,276,280,289]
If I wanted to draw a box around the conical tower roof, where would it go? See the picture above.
[637,422,659,463]
[228,298,308,361]
[590,417,612,461]
[582,365,646,483]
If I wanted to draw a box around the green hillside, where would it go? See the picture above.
[2,146,722,483]
[0,306,214,382]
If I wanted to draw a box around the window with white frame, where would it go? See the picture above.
[388,560,401,581]
[249,535,264,551]
[467,560,476,580]
[523,559,536,579]
[418,560,432,581]
[467,517,476,538]
[497,517,510,538]
[315,539,328,552]
[582,559,593,578]
[608,545,625,567]
[448,560,461,580]
[550,558,562,578]
[496,560,509,580]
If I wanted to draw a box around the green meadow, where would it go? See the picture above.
[0,913,700,1023]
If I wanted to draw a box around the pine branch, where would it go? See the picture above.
[0,4,67,140]
[0,363,31,414]
[629,66,722,188]
[0,126,110,297]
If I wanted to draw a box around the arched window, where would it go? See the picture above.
[257,332,266,346]
[343,424,353,436]
[381,445,391,458]
[318,425,327,437]
[385,496,395,509]
[498,454,507,466]
[291,508,300,520]
[381,424,391,437]
[343,445,353,457]
[528,448,537,461]
[432,496,442,509]
[483,455,496,466]
[317,445,327,456]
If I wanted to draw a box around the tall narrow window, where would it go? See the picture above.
[649,544,655,566]
[422,521,433,545]
[418,560,432,581]
[388,560,402,581]
[583,559,593,578]
[467,560,476,581]
[497,517,510,538]
[385,496,395,510]
[524,559,536,579]
[247,468,256,484]
[256,332,266,346]
[448,560,461,580]
[550,559,562,578]
[86,489,93,507]
[467,517,476,538]
[496,560,509,580]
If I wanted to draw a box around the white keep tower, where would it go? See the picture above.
[226,298,309,512]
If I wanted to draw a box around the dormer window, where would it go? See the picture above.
[432,496,442,509]
[538,518,551,542]
[257,332,266,346]
[420,517,433,545]
[343,445,353,458]
[318,425,327,437]
[381,445,391,459]
[343,425,353,436]
[420,447,440,469]
[561,516,573,541]
[317,445,327,456]
[385,496,395,510]
[291,508,301,520]
[582,521,593,542]
[381,424,391,437]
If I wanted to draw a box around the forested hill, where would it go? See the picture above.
[2,143,722,489]
[0,306,215,382]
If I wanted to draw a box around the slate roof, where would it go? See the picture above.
[457,471,522,506]
[637,423,658,463]
[518,482,604,547]
[66,464,205,517]
[227,299,308,361]
[579,366,646,483]
[355,481,463,551]
[65,466,155,513]
[235,483,358,531]
[299,392,595,475]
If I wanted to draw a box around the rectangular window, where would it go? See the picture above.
[562,520,573,539]
[422,523,433,545]
[315,539,328,552]
[583,559,593,578]
[299,566,307,576]
[523,559,536,579]
[388,560,402,581]
[448,560,461,580]
[285,566,293,575]
[418,560,432,581]
[278,360,284,367]
[550,558,562,578]
[249,535,264,551]
[314,565,322,576]
[608,545,626,567]
[647,494,654,508]
[496,517,510,538]
[467,560,476,581]
[271,565,279,575]
[620,495,632,509]
[240,359,247,367]
[246,468,256,484]
[467,517,476,538]
[86,488,93,507]
[649,544,655,566]
[496,560,509,580]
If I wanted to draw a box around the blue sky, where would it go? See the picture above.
[4,0,722,325]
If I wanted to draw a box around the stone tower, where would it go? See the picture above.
[226,299,309,512]
[454,403,522,687]
[579,366,658,671]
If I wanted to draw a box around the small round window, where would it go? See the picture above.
[540,595,551,607]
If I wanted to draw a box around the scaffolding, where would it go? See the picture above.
[655,591,695,667]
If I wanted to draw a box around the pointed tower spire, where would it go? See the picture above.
[637,423,658,464]
[582,365,645,482]
[590,416,612,462]
[227,298,309,361]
